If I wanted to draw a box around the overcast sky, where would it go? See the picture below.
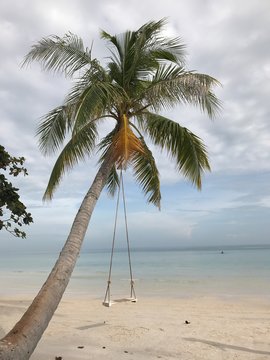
[0,0,269,253]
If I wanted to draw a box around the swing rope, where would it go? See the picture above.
[103,169,121,305]
[121,170,136,300]
[103,169,136,306]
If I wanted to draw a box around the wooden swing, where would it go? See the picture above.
[103,169,137,307]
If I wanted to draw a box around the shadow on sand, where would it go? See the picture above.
[76,322,107,331]
[183,337,270,356]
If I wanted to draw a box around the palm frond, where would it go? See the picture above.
[68,81,119,134]
[97,126,120,197]
[141,112,211,189]
[43,122,97,200]
[102,29,138,88]
[37,104,75,155]
[23,32,92,76]
[100,30,123,64]
[36,67,117,156]
[102,18,186,90]
[105,166,120,197]
[131,137,161,209]
[97,126,118,161]
[183,74,221,118]
[143,64,187,110]
[64,64,124,133]
[137,19,186,65]
[141,67,221,118]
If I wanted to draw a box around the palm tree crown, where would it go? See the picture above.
[24,18,220,208]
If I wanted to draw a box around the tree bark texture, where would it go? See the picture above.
[0,158,113,360]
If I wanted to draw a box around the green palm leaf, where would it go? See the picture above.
[142,66,221,117]
[136,19,186,65]
[97,126,118,162]
[97,127,120,197]
[43,122,97,200]
[131,136,161,209]
[37,104,75,155]
[67,81,119,135]
[140,112,211,189]
[105,166,120,197]
[102,18,186,91]
[23,32,92,76]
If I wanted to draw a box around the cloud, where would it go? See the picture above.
[0,0,269,250]
[259,196,270,208]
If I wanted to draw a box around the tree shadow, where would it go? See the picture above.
[183,337,270,356]
[76,322,107,331]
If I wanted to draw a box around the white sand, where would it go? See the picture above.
[1,295,270,359]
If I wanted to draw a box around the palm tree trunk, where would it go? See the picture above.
[0,157,113,360]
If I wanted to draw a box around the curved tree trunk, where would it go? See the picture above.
[0,158,113,360]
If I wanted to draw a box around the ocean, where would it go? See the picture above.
[0,245,270,300]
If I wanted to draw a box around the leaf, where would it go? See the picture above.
[43,122,97,200]
[105,166,120,197]
[141,112,211,189]
[23,33,92,77]
[131,137,161,208]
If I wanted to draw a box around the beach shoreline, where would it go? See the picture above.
[1,295,270,359]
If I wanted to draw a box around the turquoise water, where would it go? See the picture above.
[0,245,270,299]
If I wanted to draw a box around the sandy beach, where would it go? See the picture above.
[1,295,270,359]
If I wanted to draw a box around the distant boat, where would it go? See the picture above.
[221,250,224,254]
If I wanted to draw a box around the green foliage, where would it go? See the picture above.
[0,145,33,238]
[24,18,221,207]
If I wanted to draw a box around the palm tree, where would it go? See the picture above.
[0,19,220,359]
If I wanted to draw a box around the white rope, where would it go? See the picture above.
[121,170,136,300]
[103,169,136,306]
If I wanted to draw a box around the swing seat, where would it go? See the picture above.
[114,297,137,303]
[126,297,137,303]
[102,300,115,307]
[103,297,137,307]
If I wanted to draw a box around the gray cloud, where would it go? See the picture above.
[0,0,269,249]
